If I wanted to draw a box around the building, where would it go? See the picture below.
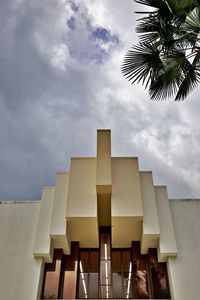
[0,129,200,299]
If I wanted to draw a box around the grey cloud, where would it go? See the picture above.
[0,0,200,200]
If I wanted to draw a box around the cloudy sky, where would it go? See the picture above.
[0,0,200,200]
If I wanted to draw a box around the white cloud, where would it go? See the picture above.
[0,0,200,199]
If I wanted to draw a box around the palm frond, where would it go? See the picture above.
[185,7,200,28]
[149,60,182,100]
[121,42,164,88]
[122,0,200,100]
[175,51,200,100]
[175,68,199,100]
[138,32,160,43]
[149,51,195,100]
[134,0,171,12]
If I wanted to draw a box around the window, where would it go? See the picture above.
[42,230,171,299]
[78,249,99,298]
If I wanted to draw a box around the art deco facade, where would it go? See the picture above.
[0,130,200,299]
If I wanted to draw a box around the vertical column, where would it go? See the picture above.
[62,242,79,299]
[96,129,112,194]
[154,186,177,262]
[41,249,63,299]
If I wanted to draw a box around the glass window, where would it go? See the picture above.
[151,261,171,299]
[149,249,171,299]
[80,251,89,273]
[77,250,99,299]
[100,233,111,260]
[112,250,122,298]
[89,250,99,298]
[89,272,99,298]
[99,230,112,298]
[123,272,133,299]
[112,272,123,298]
[42,231,171,299]
[78,271,89,299]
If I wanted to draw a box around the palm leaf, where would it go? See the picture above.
[121,42,164,88]
[175,51,200,100]
[149,52,185,100]
[122,0,200,100]
[149,70,181,100]
[185,7,200,28]
[134,0,172,11]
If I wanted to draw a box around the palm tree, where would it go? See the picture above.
[121,0,200,100]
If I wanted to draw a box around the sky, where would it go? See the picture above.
[0,0,200,200]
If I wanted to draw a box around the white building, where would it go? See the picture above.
[0,129,200,300]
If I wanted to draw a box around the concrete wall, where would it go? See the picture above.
[168,199,200,300]
[0,201,42,300]
[112,157,143,217]
[33,188,55,262]
[66,158,97,217]
[140,172,160,254]
[1,130,200,300]
[96,129,112,193]
[155,186,177,262]
[66,157,99,247]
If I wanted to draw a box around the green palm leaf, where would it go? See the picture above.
[121,42,164,88]
[149,51,186,100]
[175,51,200,100]
[122,0,200,100]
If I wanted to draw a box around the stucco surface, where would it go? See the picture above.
[111,157,143,217]
[168,199,200,300]
[0,202,42,300]
[66,158,97,217]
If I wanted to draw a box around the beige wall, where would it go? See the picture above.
[0,201,43,300]
[66,157,99,247]
[66,158,97,218]
[50,172,70,254]
[1,199,200,300]
[140,172,160,253]
[96,129,112,193]
[112,157,143,217]
[168,199,200,300]
[33,188,55,262]
[155,186,177,262]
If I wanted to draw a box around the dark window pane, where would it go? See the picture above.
[112,272,123,298]
[80,251,89,273]
[78,272,88,298]
[89,250,99,298]
[133,269,149,299]
[112,250,121,273]
[90,250,99,272]
[100,260,111,285]
[148,249,171,299]
[89,272,99,298]
[100,233,111,260]
[122,250,131,272]
[132,243,149,299]
[100,285,112,298]
[123,272,133,299]
[151,262,171,299]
